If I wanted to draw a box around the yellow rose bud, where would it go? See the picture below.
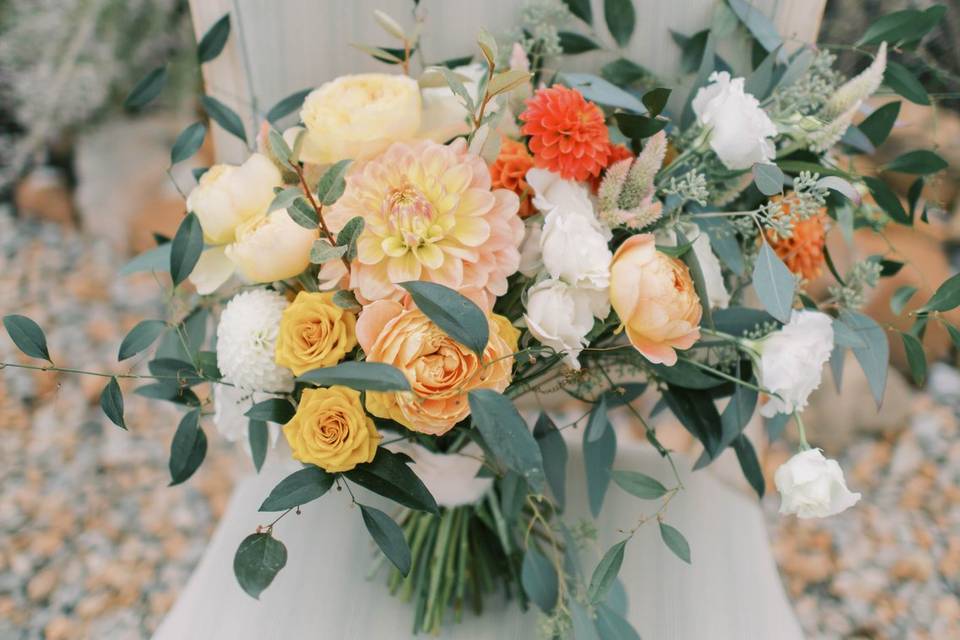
[283,386,379,473]
[225,209,318,284]
[275,291,358,376]
[298,73,421,165]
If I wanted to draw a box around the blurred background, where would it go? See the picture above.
[2,0,960,638]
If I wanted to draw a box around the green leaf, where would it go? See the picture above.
[900,331,927,386]
[534,413,568,509]
[345,448,439,514]
[332,290,361,310]
[841,310,889,407]
[753,242,796,323]
[310,240,348,264]
[197,13,231,63]
[659,521,691,563]
[745,45,779,98]
[858,101,901,147]
[169,213,203,287]
[248,420,268,472]
[168,409,206,485]
[124,65,167,110]
[118,319,166,361]
[583,411,616,517]
[595,604,641,640]
[726,0,782,53]
[559,31,600,54]
[752,163,784,196]
[260,466,334,511]
[288,198,320,229]
[615,113,669,141]
[884,150,948,175]
[359,504,411,576]
[201,95,247,143]
[677,228,713,328]
[946,323,960,349]
[857,8,926,46]
[891,285,918,316]
[562,0,593,24]
[604,0,635,47]
[3,314,51,362]
[641,87,671,117]
[399,282,489,357]
[560,72,646,112]
[571,600,600,640]
[335,216,365,261]
[297,361,410,391]
[245,398,296,423]
[267,128,291,164]
[521,546,558,612]
[266,88,312,124]
[732,434,764,498]
[149,358,202,386]
[585,395,610,443]
[170,122,207,165]
[99,377,125,430]
[468,390,544,491]
[864,176,910,225]
[268,187,303,214]
[120,243,171,276]
[233,533,287,599]
[648,359,724,389]
[316,159,352,205]
[587,539,627,604]
[135,382,200,407]
[664,385,722,458]
[884,61,930,106]
[612,470,667,499]
[720,381,757,447]
[601,58,651,86]
[923,273,960,312]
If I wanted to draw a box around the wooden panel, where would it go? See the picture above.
[190,0,826,163]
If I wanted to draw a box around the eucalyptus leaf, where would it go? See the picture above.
[864,176,911,225]
[612,470,667,499]
[309,240,348,264]
[169,213,203,287]
[124,66,167,110]
[562,0,593,24]
[858,101,901,147]
[753,242,796,323]
[534,413,568,509]
[585,395,610,443]
[201,95,247,143]
[884,150,948,175]
[559,73,646,112]
[752,163,784,196]
[726,0,782,53]
[297,361,411,391]
[233,533,287,599]
[3,314,51,362]
[469,390,544,491]
[336,216,365,260]
[884,61,930,106]
[288,198,319,228]
[659,521,691,564]
[345,448,439,514]
[99,377,125,430]
[891,285,918,316]
[248,420,268,472]
[197,13,231,63]
[922,273,960,312]
[583,412,616,517]
[118,319,166,361]
[900,331,927,386]
[245,398,296,423]
[521,546,558,612]
[168,409,206,485]
[587,539,628,604]
[268,187,304,214]
[400,282,489,357]
[732,434,764,498]
[841,310,889,407]
[604,0,635,47]
[259,466,334,511]
[559,31,601,54]
[119,243,171,277]
[266,88,311,124]
[170,122,207,165]
[316,159,352,205]
[360,505,411,576]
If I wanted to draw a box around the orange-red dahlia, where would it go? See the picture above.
[766,195,828,280]
[519,85,611,182]
[590,142,634,192]
[490,138,535,218]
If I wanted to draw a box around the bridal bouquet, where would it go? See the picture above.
[3,1,955,637]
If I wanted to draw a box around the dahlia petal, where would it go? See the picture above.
[413,243,445,269]
[452,216,490,247]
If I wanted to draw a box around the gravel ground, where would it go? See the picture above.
[1,210,959,639]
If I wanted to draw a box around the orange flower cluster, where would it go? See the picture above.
[519,85,611,181]
[489,138,535,217]
[766,195,828,281]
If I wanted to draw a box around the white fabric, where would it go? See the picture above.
[154,432,803,640]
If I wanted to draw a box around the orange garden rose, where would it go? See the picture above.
[275,291,358,376]
[355,294,519,435]
[766,195,827,281]
[489,138,535,218]
[609,233,702,366]
[519,85,611,182]
[283,386,379,472]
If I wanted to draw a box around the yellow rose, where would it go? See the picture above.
[283,386,379,473]
[225,209,318,284]
[356,296,516,436]
[186,153,281,245]
[609,233,702,366]
[298,73,421,164]
[275,291,358,375]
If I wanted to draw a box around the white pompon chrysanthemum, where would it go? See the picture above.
[216,289,294,392]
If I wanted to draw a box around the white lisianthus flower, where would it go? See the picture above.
[387,442,492,508]
[656,223,729,309]
[216,289,294,393]
[524,278,604,369]
[186,153,281,245]
[518,219,544,278]
[526,168,597,222]
[692,71,777,170]
[774,448,861,518]
[540,209,612,290]
[212,384,281,455]
[756,310,834,417]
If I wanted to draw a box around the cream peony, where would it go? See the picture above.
[692,72,777,170]
[609,233,702,366]
[298,73,422,165]
[419,64,486,143]
[755,310,834,417]
[186,153,281,245]
[387,442,493,508]
[775,449,861,518]
[523,278,604,369]
[225,210,318,284]
[216,289,294,392]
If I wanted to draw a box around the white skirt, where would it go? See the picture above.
[154,433,803,639]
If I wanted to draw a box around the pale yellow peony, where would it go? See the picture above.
[356,293,519,436]
[609,233,702,366]
[298,73,422,165]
